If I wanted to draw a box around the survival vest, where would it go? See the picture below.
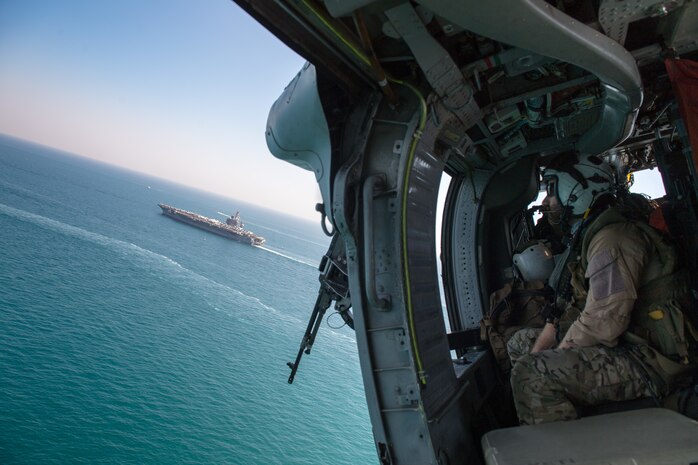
[482,279,550,375]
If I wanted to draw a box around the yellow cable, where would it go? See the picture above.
[301,0,372,67]
[397,80,428,385]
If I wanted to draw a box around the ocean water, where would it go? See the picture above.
[0,135,375,465]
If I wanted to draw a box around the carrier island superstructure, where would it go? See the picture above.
[158,204,264,246]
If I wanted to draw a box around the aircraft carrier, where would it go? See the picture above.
[158,204,265,246]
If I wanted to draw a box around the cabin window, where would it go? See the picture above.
[629,168,666,199]
[436,172,453,340]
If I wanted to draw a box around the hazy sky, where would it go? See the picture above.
[0,1,322,219]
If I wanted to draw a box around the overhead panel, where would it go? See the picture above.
[598,0,685,45]
[663,1,698,55]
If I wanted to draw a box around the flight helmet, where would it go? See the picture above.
[513,242,555,283]
[542,154,615,217]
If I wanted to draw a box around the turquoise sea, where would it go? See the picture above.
[0,135,375,464]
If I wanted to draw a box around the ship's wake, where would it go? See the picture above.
[244,221,328,248]
[257,246,317,268]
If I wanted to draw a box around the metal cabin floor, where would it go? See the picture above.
[481,408,698,465]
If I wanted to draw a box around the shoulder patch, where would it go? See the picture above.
[586,248,625,300]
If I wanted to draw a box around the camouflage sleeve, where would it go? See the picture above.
[561,222,650,348]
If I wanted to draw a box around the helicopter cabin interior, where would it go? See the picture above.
[236,0,698,463]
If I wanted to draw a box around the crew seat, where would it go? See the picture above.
[481,408,698,465]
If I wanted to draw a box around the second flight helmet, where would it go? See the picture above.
[513,242,555,283]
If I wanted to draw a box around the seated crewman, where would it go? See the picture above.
[484,242,555,376]
[508,153,697,425]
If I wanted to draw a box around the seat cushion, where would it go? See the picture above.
[481,408,698,465]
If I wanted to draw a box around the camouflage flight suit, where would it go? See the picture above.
[508,329,655,424]
[508,208,691,425]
